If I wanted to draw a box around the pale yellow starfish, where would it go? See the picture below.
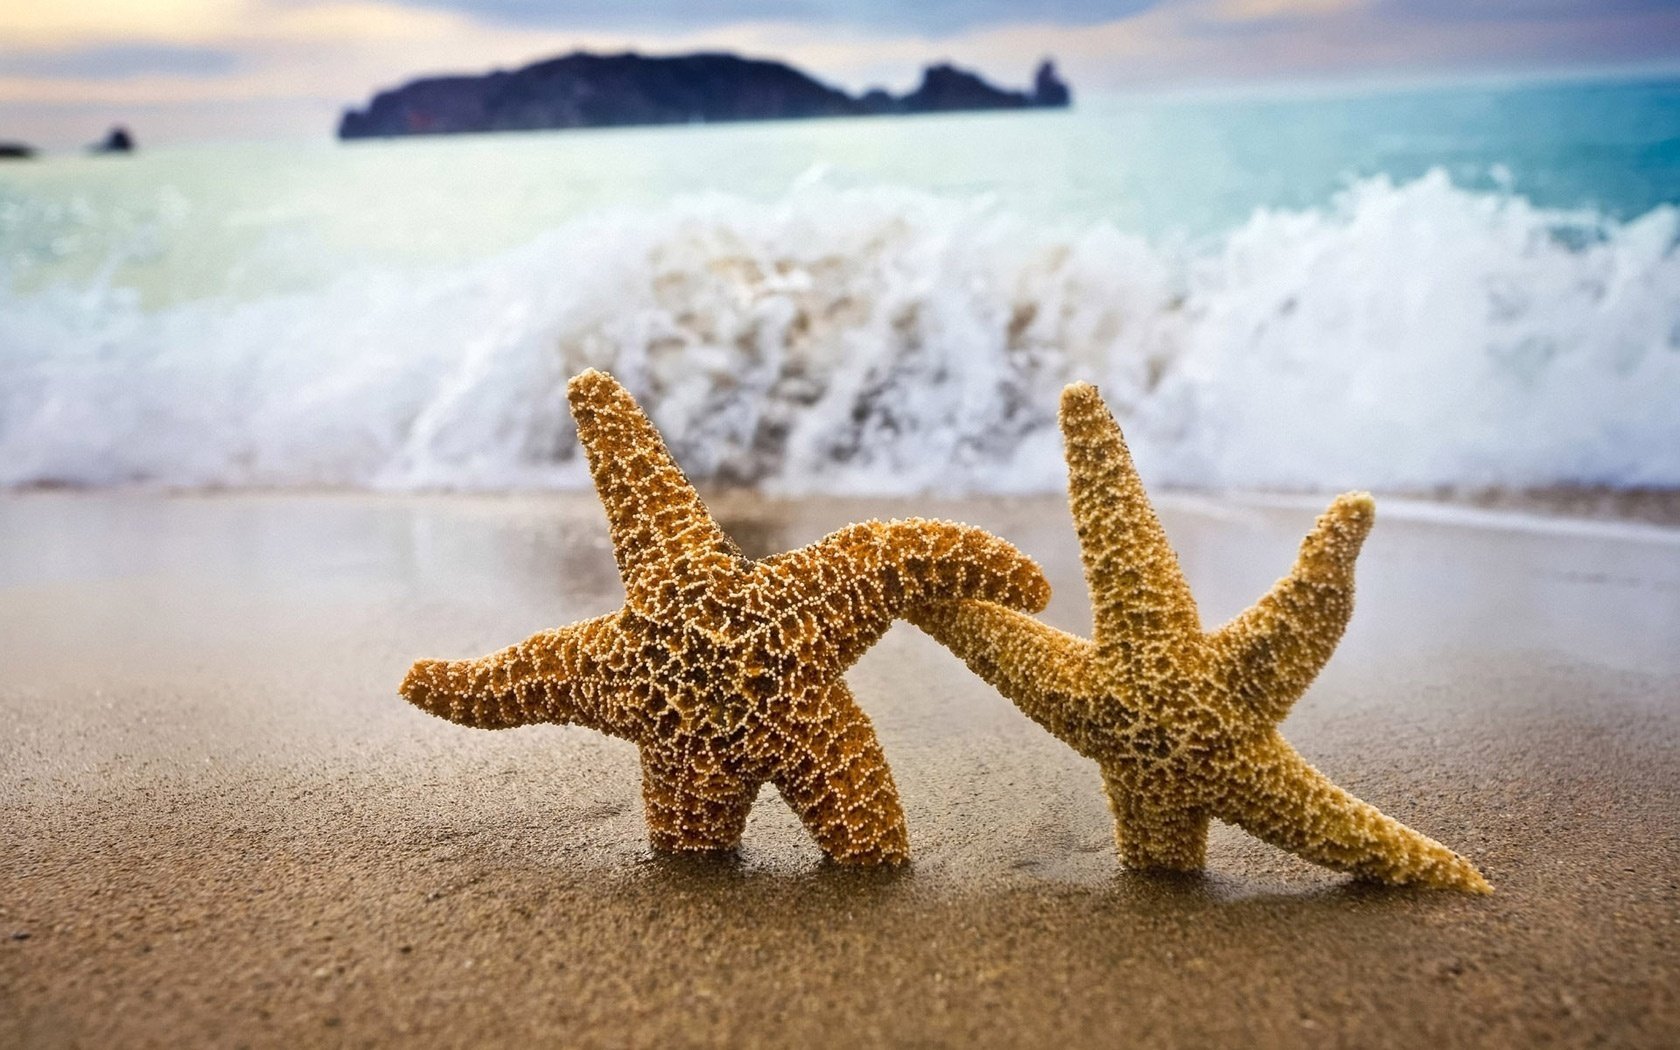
[910,382,1491,891]
[400,369,1050,864]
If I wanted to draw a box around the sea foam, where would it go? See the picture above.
[1,170,1676,493]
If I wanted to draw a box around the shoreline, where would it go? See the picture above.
[8,481,1680,528]
[4,491,1677,1046]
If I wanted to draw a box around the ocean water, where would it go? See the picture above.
[2,75,1678,494]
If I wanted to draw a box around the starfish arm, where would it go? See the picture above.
[398,613,642,739]
[566,369,742,610]
[755,518,1051,682]
[770,680,910,865]
[1217,730,1492,892]
[1207,493,1375,724]
[905,599,1101,749]
[638,746,758,853]
[1100,768,1211,871]
[1058,383,1201,657]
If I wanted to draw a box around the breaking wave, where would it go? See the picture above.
[2,169,1677,493]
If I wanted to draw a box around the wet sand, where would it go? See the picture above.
[3,491,1678,1047]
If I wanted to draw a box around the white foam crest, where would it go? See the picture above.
[1,171,1676,493]
[1134,170,1680,490]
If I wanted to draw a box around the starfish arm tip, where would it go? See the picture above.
[397,658,438,707]
[1058,382,1121,447]
[1329,490,1376,537]
[1338,489,1376,512]
[566,367,615,401]
[1301,490,1378,569]
[565,368,646,435]
[1435,855,1494,894]
[1016,558,1053,614]
[1060,380,1102,413]
[942,519,1052,613]
[399,657,478,726]
[1408,854,1496,895]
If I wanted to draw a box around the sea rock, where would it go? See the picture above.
[1032,61,1073,108]
[91,127,135,154]
[0,142,36,160]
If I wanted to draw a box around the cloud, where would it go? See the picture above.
[1382,0,1678,23]
[358,1,1162,36]
[0,0,249,48]
[0,44,241,80]
[1206,0,1363,23]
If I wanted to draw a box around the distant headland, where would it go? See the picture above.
[338,51,1070,139]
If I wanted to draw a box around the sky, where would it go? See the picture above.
[3,0,1679,147]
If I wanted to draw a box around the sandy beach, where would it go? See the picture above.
[3,490,1677,1047]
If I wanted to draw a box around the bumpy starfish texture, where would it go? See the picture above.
[400,369,1049,864]
[909,382,1491,892]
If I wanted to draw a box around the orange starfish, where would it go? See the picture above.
[400,369,1049,864]
[911,383,1491,891]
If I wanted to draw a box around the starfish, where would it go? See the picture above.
[399,369,1049,864]
[909,382,1491,891]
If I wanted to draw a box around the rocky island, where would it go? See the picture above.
[338,51,1070,139]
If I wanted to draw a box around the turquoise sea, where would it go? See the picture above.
[2,74,1677,493]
